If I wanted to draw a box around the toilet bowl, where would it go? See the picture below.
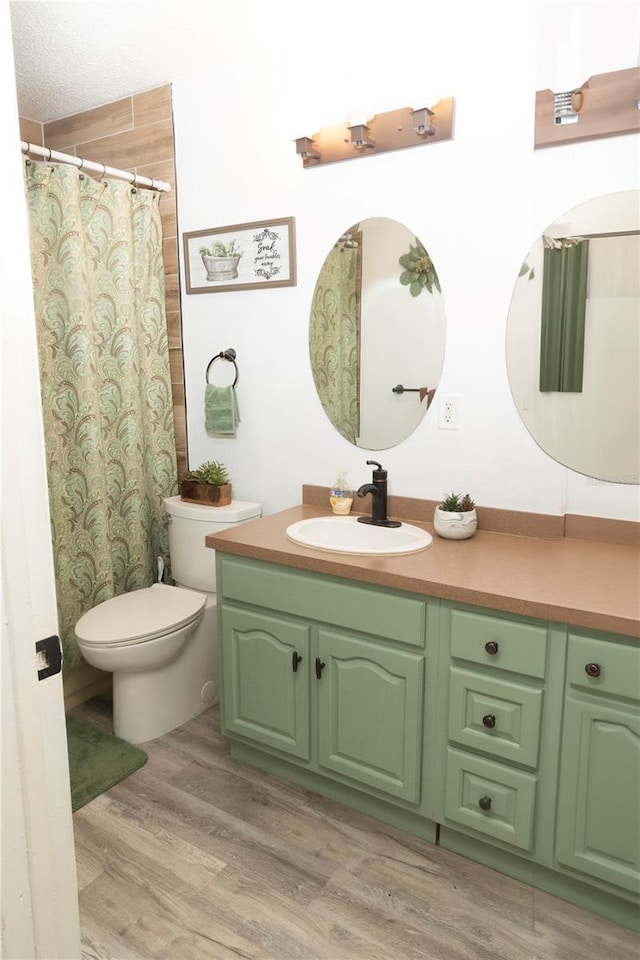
[75,496,261,743]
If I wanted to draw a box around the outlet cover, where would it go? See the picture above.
[438,394,460,430]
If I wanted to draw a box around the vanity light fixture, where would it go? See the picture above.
[348,113,375,151]
[553,90,583,125]
[294,137,320,161]
[535,66,640,148]
[411,106,436,137]
[294,98,454,168]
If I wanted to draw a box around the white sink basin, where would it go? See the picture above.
[285,515,432,556]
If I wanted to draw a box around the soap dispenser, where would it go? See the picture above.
[329,469,353,516]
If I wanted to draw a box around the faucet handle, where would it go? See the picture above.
[366,460,386,481]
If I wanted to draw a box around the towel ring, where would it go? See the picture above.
[206,348,238,387]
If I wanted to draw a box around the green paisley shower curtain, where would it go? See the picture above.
[309,242,360,444]
[24,159,178,672]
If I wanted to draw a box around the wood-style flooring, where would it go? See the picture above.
[71,697,638,960]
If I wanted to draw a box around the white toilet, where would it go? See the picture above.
[75,495,261,744]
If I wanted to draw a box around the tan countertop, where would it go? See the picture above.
[206,503,640,638]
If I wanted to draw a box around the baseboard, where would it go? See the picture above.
[63,663,111,710]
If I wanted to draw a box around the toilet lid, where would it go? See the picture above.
[75,584,206,646]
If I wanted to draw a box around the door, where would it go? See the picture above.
[221,606,310,759]
[1,10,81,955]
[556,696,640,894]
[317,630,424,802]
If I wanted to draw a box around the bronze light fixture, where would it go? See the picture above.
[535,66,640,148]
[294,98,455,168]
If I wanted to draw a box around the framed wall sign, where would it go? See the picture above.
[183,217,297,293]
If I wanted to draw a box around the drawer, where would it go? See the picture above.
[444,748,537,851]
[219,556,426,647]
[566,633,640,701]
[450,607,547,678]
[448,667,543,768]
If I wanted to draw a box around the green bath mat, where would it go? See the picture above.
[65,714,148,812]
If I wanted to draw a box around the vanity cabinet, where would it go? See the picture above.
[316,629,424,803]
[555,630,640,896]
[437,604,552,855]
[215,552,639,931]
[221,606,311,760]
[217,555,430,810]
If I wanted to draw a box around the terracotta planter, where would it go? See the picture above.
[433,506,477,540]
[180,480,232,507]
[201,254,241,281]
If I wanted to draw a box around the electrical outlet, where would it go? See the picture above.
[438,394,460,430]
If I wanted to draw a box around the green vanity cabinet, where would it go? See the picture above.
[436,602,555,856]
[217,554,432,811]
[220,606,311,760]
[215,553,639,931]
[555,630,640,897]
[317,629,424,803]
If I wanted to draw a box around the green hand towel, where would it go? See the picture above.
[205,384,240,434]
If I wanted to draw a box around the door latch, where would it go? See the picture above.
[36,635,62,680]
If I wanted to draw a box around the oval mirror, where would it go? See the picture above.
[310,217,446,449]
[506,191,639,484]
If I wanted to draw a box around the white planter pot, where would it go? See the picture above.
[433,506,478,540]
[201,254,241,281]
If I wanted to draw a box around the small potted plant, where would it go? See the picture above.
[200,239,242,282]
[180,460,232,507]
[434,492,477,540]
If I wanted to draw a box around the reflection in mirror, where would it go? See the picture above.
[506,191,639,483]
[310,217,446,449]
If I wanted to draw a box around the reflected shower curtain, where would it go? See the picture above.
[309,243,360,443]
[24,160,178,671]
[539,241,589,392]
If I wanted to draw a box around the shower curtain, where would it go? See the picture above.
[309,242,360,444]
[24,159,178,672]
[539,240,589,392]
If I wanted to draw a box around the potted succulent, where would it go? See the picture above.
[200,239,242,281]
[180,460,232,507]
[433,492,477,540]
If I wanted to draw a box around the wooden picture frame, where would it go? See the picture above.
[183,217,297,293]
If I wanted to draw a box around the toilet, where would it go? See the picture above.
[75,495,261,744]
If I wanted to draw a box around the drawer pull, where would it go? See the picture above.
[292,651,302,672]
[585,662,601,678]
[478,795,492,812]
[482,713,496,729]
[484,641,499,655]
[315,657,326,679]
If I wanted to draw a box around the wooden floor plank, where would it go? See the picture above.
[71,697,638,960]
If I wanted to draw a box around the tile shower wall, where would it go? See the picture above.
[21,84,187,478]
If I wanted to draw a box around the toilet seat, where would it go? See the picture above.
[75,583,206,648]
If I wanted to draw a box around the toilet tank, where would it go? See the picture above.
[163,496,261,593]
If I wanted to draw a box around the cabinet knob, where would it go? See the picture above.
[315,657,326,679]
[585,662,601,678]
[478,796,492,812]
[484,641,499,656]
[482,714,496,729]
[292,651,302,672]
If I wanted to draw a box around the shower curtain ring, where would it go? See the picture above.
[46,147,52,162]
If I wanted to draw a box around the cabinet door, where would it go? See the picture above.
[317,630,424,803]
[221,606,310,760]
[556,696,640,894]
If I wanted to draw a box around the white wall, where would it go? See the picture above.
[173,0,640,521]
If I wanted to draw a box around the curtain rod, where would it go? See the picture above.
[20,141,171,193]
